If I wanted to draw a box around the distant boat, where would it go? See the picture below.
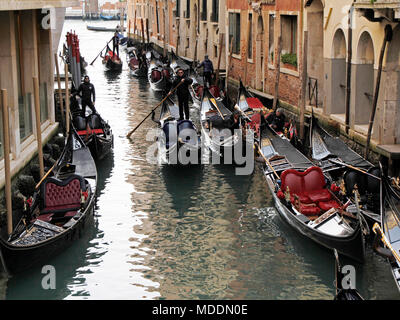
[100,13,120,21]
[86,25,126,32]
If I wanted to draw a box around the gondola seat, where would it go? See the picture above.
[151,69,162,82]
[280,166,337,214]
[39,174,87,215]
[246,97,264,110]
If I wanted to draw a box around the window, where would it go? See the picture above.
[214,45,218,58]
[176,0,180,17]
[201,0,207,21]
[229,12,240,55]
[211,0,219,22]
[281,15,298,67]
[248,13,252,59]
[185,0,190,18]
[269,14,275,64]
[15,12,32,141]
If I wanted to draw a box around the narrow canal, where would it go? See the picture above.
[2,20,399,300]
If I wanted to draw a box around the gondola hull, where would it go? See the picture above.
[265,174,365,263]
[84,134,113,160]
[0,198,95,275]
[104,58,122,71]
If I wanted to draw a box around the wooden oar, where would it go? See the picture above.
[35,162,57,190]
[126,81,184,139]
[254,141,280,179]
[328,158,381,181]
[90,38,113,65]
[372,223,400,264]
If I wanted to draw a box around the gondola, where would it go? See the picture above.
[308,113,381,227]
[154,96,201,165]
[102,46,123,71]
[235,80,267,145]
[260,123,366,263]
[170,50,190,76]
[373,174,400,293]
[189,69,222,107]
[0,128,97,275]
[127,49,147,78]
[147,57,171,92]
[72,107,113,161]
[200,86,241,162]
[333,249,364,300]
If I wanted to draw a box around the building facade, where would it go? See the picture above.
[0,0,78,190]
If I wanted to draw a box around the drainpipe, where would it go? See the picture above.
[345,2,355,134]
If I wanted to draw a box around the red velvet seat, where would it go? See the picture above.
[280,166,338,213]
[318,200,340,211]
[40,175,86,215]
[246,97,264,110]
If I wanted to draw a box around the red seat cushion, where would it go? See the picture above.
[246,97,264,110]
[35,213,54,222]
[318,200,341,211]
[299,206,321,216]
[290,192,312,204]
[307,189,332,202]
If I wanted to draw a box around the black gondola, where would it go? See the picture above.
[72,110,113,161]
[0,128,97,275]
[170,50,190,76]
[154,96,201,165]
[333,249,364,300]
[200,86,241,162]
[147,56,171,92]
[235,80,267,145]
[374,174,400,293]
[308,114,381,227]
[260,123,366,263]
[127,49,147,78]
[102,46,122,71]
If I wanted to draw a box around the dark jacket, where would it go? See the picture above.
[112,35,119,47]
[266,112,286,132]
[172,76,193,100]
[76,82,95,102]
[199,58,214,73]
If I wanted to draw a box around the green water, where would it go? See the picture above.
[1,20,399,300]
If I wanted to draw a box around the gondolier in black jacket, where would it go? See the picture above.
[197,55,214,88]
[112,31,120,57]
[170,68,193,120]
[266,108,287,133]
[75,75,97,117]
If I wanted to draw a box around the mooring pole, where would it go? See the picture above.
[33,76,44,179]
[300,31,308,140]
[1,89,12,235]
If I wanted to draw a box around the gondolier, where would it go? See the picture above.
[198,55,214,88]
[75,75,96,117]
[266,108,287,133]
[112,31,120,57]
[170,68,193,120]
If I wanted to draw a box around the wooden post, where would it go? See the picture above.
[163,7,166,57]
[141,18,145,45]
[54,53,65,127]
[365,25,392,159]
[176,18,180,56]
[215,33,224,84]
[64,63,70,135]
[133,10,137,40]
[345,6,353,134]
[33,77,44,179]
[146,18,150,45]
[1,90,13,235]
[128,19,131,38]
[225,38,234,93]
[244,12,251,86]
[273,36,282,110]
[300,31,308,140]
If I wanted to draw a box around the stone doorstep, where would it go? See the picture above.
[376,144,400,160]
[0,122,59,191]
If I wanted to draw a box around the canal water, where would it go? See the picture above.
[1,20,399,300]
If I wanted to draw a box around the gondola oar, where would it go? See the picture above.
[126,81,184,139]
[328,158,381,181]
[254,141,280,180]
[90,38,113,65]
[35,162,57,190]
